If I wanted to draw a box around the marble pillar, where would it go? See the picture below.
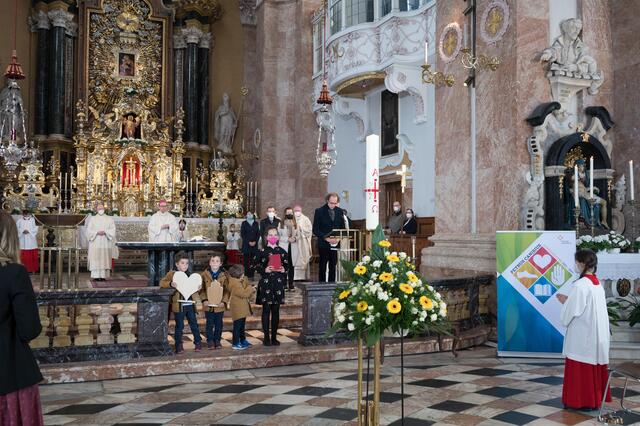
[30,10,50,137]
[47,9,73,137]
[611,0,639,202]
[423,0,550,276]
[182,27,202,144]
[198,33,211,146]
[253,0,325,211]
[173,33,186,123]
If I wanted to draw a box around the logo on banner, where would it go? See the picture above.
[510,243,572,304]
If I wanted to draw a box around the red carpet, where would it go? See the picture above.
[91,279,148,288]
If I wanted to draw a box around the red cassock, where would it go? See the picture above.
[562,358,611,409]
[20,249,39,273]
[226,249,241,265]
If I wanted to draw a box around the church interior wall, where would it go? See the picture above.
[611,0,640,202]
[211,0,246,150]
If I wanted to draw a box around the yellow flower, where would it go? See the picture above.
[356,301,368,312]
[419,296,433,310]
[354,265,367,275]
[399,283,413,294]
[378,240,391,248]
[379,272,394,282]
[386,254,400,262]
[407,272,419,283]
[387,299,402,314]
[339,290,351,300]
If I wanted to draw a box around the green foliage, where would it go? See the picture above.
[326,225,450,346]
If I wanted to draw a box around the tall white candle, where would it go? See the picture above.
[589,156,594,199]
[630,160,635,201]
[365,134,380,231]
[424,41,428,65]
[574,165,579,208]
[63,173,67,193]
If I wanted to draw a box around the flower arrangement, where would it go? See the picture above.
[576,232,631,252]
[328,226,449,346]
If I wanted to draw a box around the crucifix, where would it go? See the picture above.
[125,157,136,186]
[395,164,412,193]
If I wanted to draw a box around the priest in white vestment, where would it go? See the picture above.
[16,210,39,273]
[87,203,116,280]
[292,205,313,280]
[148,199,178,242]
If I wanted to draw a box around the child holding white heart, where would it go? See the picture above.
[160,251,203,354]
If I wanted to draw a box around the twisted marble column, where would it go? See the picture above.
[47,9,74,137]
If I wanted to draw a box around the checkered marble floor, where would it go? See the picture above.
[41,347,640,425]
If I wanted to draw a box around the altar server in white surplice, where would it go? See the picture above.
[148,199,178,242]
[16,210,39,273]
[87,203,116,281]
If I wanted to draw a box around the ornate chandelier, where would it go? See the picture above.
[0,0,28,172]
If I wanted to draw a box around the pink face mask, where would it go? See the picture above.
[267,236,279,245]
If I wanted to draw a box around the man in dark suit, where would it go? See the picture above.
[240,212,261,278]
[259,206,280,248]
[313,193,346,282]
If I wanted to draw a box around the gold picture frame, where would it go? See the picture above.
[115,50,138,79]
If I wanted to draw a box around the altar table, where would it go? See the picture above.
[117,241,225,286]
[596,253,640,298]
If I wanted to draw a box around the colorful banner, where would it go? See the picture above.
[496,231,578,357]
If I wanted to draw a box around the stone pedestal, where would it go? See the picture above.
[117,304,136,344]
[295,282,348,346]
[421,233,496,277]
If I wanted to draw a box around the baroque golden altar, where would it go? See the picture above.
[73,96,186,216]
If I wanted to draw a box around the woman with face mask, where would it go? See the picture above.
[226,223,241,265]
[253,226,289,346]
[277,207,297,291]
[400,208,418,235]
[240,212,260,279]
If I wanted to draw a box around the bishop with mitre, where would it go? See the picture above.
[148,199,178,242]
[87,203,117,281]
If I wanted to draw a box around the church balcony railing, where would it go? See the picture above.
[313,0,435,96]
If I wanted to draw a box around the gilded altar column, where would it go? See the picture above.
[198,33,212,147]
[182,26,203,144]
[29,8,50,138]
[47,8,74,138]
[173,32,187,125]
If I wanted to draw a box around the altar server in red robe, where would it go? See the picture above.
[16,210,39,273]
[557,249,611,409]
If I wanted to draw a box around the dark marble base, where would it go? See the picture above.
[34,342,173,364]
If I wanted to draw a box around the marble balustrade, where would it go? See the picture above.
[33,288,174,364]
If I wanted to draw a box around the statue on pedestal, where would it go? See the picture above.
[214,93,237,153]
[569,159,608,229]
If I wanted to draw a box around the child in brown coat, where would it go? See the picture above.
[227,264,255,350]
[159,251,202,354]
[199,255,230,350]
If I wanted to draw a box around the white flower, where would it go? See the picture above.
[399,252,407,259]
[365,316,374,325]
[435,293,442,300]
[351,287,359,295]
[430,314,438,322]
[419,316,425,322]
[427,285,434,291]
[337,314,346,323]
[411,307,418,314]
[412,320,418,326]
[362,255,371,263]
[368,305,374,311]
[385,251,391,256]
[440,302,447,310]
[370,273,378,280]
[372,260,382,268]
[349,315,353,320]
[347,323,355,331]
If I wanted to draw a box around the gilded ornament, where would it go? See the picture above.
[116,11,140,32]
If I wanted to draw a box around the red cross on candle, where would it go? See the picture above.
[364,178,379,202]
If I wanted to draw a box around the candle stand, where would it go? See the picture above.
[588,198,596,237]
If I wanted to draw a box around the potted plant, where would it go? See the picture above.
[606,231,631,253]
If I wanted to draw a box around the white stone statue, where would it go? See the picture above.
[541,18,601,82]
[523,171,545,230]
[214,93,237,153]
[614,175,626,209]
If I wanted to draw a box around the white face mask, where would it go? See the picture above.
[98,209,105,215]
[393,206,400,213]
[294,211,302,217]
[406,213,413,219]
[267,212,275,219]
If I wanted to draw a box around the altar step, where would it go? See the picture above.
[610,322,640,360]
[39,325,493,384]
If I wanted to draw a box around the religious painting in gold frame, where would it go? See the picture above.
[83,0,169,117]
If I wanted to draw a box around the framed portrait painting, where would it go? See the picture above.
[115,51,136,78]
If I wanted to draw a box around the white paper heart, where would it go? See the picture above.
[173,271,202,301]
[533,254,551,269]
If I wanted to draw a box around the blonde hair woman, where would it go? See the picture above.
[0,210,44,425]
